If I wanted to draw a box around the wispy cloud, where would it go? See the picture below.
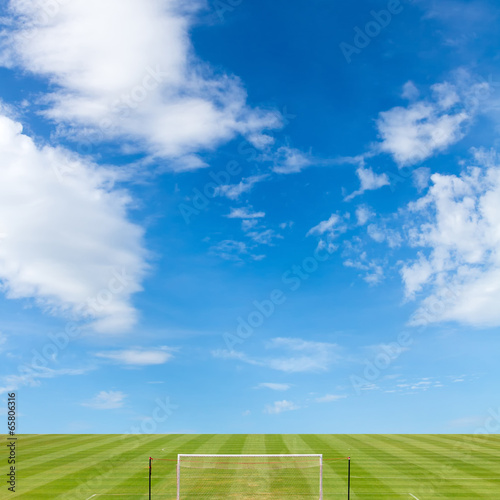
[95,347,174,366]
[213,338,340,373]
[227,208,266,219]
[264,400,300,414]
[215,175,269,200]
[315,394,347,403]
[271,146,314,174]
[82,391,127,410]
[0,366,91,395]
[256,383,291,391]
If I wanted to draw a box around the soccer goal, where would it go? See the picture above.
[177,454,323,499]
[148,454,351,499]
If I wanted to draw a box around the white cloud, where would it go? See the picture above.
[376,78,488,166]
[209,240,248,261]
[344,252,385,285]
[246,229,282,246]
[315,394,347,403]
[213,338,339,373]
[265,338,340,373]
[215,175,269,200]
[0,112,147,333]
[0,332,6,349]
[402,81,420,101]
[227,208,266,219]
[367,224,402,248]
[256,383,291,391]
[271,146,314,174]
[264,400,300,415]
[95,347,174,366]
[355,205,375,226]
[307,214,345,237]
[345,166,390,201]
[402,149,500,327]
[0,366,90,395]
[0,0,281,165]
[82,390,126,410]
[413,167,432,192]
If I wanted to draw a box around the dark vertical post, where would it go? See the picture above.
[149,457,152,500]
[347,457,351,500]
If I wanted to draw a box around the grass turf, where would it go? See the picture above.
[1,434,499,499]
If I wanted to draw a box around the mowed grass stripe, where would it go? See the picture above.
[291,434,349,497]
[266,434,318,498]
[427,434,500,459]
[410,434,500,462]
[60,434,194,499]
[379,435,496,499]
[387,435,500,478]
[4,434,499,499]
[316,434,407,499]
[150,434,221,497]
[16,435,172,499]
[17,434,133,471]
[356,435,481,500]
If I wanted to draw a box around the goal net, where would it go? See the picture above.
[176,454,323,499]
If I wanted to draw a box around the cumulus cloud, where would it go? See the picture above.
[95,347,174,366]
[0,112,147,333]
[264,400,300,414]
[0,0,281,165]
[402,149,500,327]
[82,390,127,410]
[376,78,489,166]
[355,205,375,226]
[345,166,390,201]
[271,146,314,174]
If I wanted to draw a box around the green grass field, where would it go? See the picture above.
[2,434,499,499]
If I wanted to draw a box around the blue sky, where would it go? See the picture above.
[1,0,500,434]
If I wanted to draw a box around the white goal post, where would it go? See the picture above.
[176,454,323,499]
